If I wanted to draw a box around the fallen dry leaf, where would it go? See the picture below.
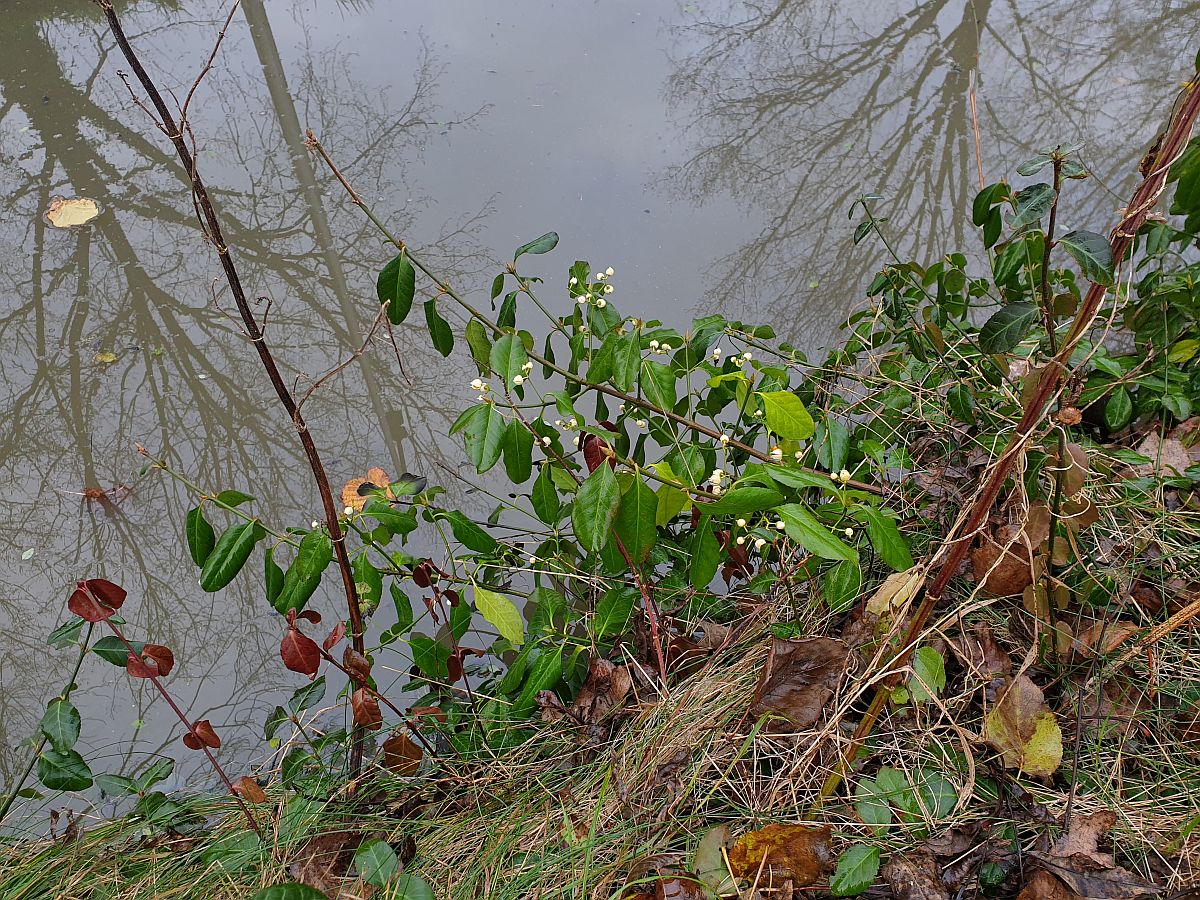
[1018,869,1079,900]
[232,775,268,804]
[971,524,1038,597]
[949,623,1012,681]
[1028,809,1161,899]
[541,657,631,727]
[748,637,848,729]
[381,730,422,776]
[46,197,100,227]
[1073,621,1138,659]
[983,675,1063,777]
[289,830,375,900]
[726,823,832,885]
[865,569,924,618]
[341,467,392,513]
[882,849,947,900]
[1132,433,1194,478]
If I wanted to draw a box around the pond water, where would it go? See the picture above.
[1,0,1195,826]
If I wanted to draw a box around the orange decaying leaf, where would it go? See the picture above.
[340,467,392,513]
[727,823,833,884]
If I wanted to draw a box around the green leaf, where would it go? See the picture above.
[46,618,85,649]
[137,758,174,791]
[758,391,815,440]
[850,505,913,572]
[765,466,839,492]
[1105,386,1134,431]
[595,586,638,638]
[389,583,415,637]
[979,303,1038,354]
[830,844,881,897]
[823,559,861,613]
[95,774,140,797]
[249,886,330,900]
[215,490,255,507]
[655,484,690,526]
[408,635,451,680]
[775,504,857,561]
[612,332,642,392]
[377,251,416,325]
[393,875,435,900]
[288,676,327,716]
[702,485,783,517]
[465,319,492,375]
[475,585,525,646]
[573,464,620,553]
[352,553,383,613]
[1057,230,1114,286]
[909,647,946,703]
[1009,182,1055,231]
[438,510,498,553]
[455,403,507,473]
[264,706,289,741]
[531,464,561,525]
[355,839,398,887]
[265,547,285,609]
[1016,153,1054,177]
[511,646,563,717]
[815,418,850,471]
[40,698,81,753]
[199,521,265,592]
[490,333,529,384]
[854,777,893,832]
[185,506,216,567]
[614,478,657,563]
[503,420,534,484]
[947,383,977,424]
[490,273,505,299]
[92,634,143,666]
[513,231,559,260]
[688,516,721,588]
[275,529,333,614]
[37,748,93,792]
[363,499,418,537]
[642,360,676,409]
[423,298,454,357]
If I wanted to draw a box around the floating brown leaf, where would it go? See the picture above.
[232,775,268,804]
[883,849,947,900]
[749,638,848,729]
[340,467,392,513]
[46,197,100,228]
[382,731,422,775]
[726,823,832,884]
[351,687,382,730]
[983,675,1063,777]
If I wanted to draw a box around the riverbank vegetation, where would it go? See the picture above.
[3,7,1200,900]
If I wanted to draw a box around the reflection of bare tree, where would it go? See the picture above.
[664,0,1199,348]
[0,2,487,819]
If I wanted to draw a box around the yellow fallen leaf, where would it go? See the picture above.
[46,197,100,228]
[727,823,832,884]
[865,568,924,618]
[340,466,392,512]
[983,674,1063,777]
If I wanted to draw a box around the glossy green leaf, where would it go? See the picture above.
[40,698,81,753]
[37,748,93,792]
[595,586,637,638]
[355,839,399,887]
[490,333,529,384]
[758,391,815,440]
[1057,229,1114,286]
[137,758,174,792]
[377,251,416,325]
[363,500,418,537]
[655,484,690,526]
[288,675,327,716]
[776,504,857,561]
[264,706,289,741]
[1009,182,1055,231]
[701,485,783,516]
[612,332,642,392]
[393,874,435,900]
[946,383,976,424]
[199,521,265,592]
[92,635,143,666]
[531,463,560,524]
[352,553,383,613]
[979,303,1038,354]
[573,464,620,553]
[823,559,862,613]
[423,298,454,357]
[830,844,880,897]
[46,618,85,649]
[439,510,498,553]
[851,505,913,572]
[389,583,415,637]
[909,647,946,703]
[513,231,559,260]
[688,516,721,588]
[474,585,524,646]
[453,403,507,473]
[185,506,216,567]
[1104,385,1134,431]
[215,489,254,507]
[264,547,285,609]
[503,420,534,484]
[408,635,450,680]
[511,646,563,718]
[465,318,491,375]
[642,360,676,409]
[95,774,140,797]
[275,529,333,614]
[614,478,657,563]
[764,466,839,492]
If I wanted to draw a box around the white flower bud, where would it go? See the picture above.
[513,375,524,386]
[774,519,786,531]
[795,451,804,461]
[522,361,534,372]
[736,536,746,545]
[736,518,747,528]
[569,276,578,285]
[769,447,783,462]
[573,435,580,446]
[568,417,578,428]
[605,266,614,276]
[711,346,723,359]
[844,527,855,539]
[649,340,660,350]
[742,351,753,361]
[604,284,614,294]
[754,538,767,550]
[597,298,607,308]
[710,483,722,496]
[577,296,588,305]
[541,436,551,445]
[343,506,354,516]
[470,378,484,390]
[311,520,320,529]
[839,469,852,484]
[719,434,730,444]
[636,419,647,427]
[596,272,607,281]
[753,409,764,418]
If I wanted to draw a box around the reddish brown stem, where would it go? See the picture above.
[103,620,262,837]
[94,0,366,776]
[815,71,1200,807]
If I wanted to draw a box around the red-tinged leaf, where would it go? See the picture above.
[193,719,221,748]
[281,627,321,677]
[67,579,127,622]
[582,433,607,472]
[232,775,268,803]
[412,561,433,588]
[297,609,322,625]
[142,644,174,676]
[351,688,382,730]
[342,647,371,682]
[182,732,202,750]
[322,621,346,652]
[443,588,460,607]
[382,731,423,775]
[447,652,463,684]
[410,705,447,723]
[126,652,155,679]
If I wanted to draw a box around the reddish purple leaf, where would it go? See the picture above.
[281,627,321,677]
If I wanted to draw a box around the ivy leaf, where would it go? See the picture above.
[1057,229,1114,286]
[37,748,93,791]
[979,303,1038,354]
[377,251,416,325]
[513,231,559,260]
[40,698,81,753]
[758,391,815,440]
[775,504,857,561]
[423,298,454,356]
[474,586,524,646]
[573,464,620,553]
[830,844,880,897]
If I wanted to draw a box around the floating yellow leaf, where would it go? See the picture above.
[46,197,100,228]
[340,466,392,513]
[94,351,118,364]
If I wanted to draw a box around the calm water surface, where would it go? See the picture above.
[0,0,1195,825]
